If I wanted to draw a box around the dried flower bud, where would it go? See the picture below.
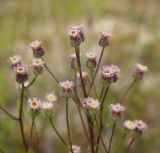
[69,145,81,153]
[86,52,97,69]
[76,72,88,86]
[99,64,120,85]
[123,120,136,131]
[109,103,125,121]
[27,97,41,117]
[99,32,112,47]
[42,101,55,117]
[14,64,29,83]
[59,80,74,97]
[83,97,100,111]
[69,53,78,69]
[32,58,44,75]
[9,55,22,68]
[30,40,45,57]
[67,24,85,47]
[133,64,148,80]
[46,92,57,103]
[134,120,147,135]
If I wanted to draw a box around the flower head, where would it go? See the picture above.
[99,32,112,47]
[83,97,100,110]
[42,101,55,117]
[69,145,81,153]
[30,40,45,57]
[14,64,29,83]
[67,24,85,47]
[133,64,148,80]
[32,58,44,75]
[46,92,57,103]
[76,72,88,86]
[86,52,97,69]
[99,64,120,85]
[109,103,125,120]
[27,97,41,117]
[123,120,136,131]
[9,55,22,68]
[134,120,147,135]
[59,80,74,97]
[69,53,78,69]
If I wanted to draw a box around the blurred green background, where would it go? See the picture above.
[0,0,160,153]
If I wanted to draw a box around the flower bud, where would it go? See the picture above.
[32,58,44,75]
[9,55,22,69]
[46,92,57,103]
[133,120,147,135]
[133,64,148,80]
[123,120,136,132]
[42,101,55,117]
[67,24,85,47]
[14,64,29,83]
[99,32,112,47]
[69,145,81,153]
[99,64,120,85]
[76,72,88,86]
[86,52,97,69]
[30,40,45,57]
[69,53,78,70]
[59,80,74,98]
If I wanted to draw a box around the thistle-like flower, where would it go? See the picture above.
[86,52,97,69]
[30,40,45,57]
[69,53,78,69]
[67,24,85,47]
[134,120,147,135]
[46,92,57,103]
[41,101,55,117]
[27,97,41,117]
[109,103,125,121]
[99,32,112,47]
[123,120,136,131]
[76,72,88,86]
[14,64,29,83]
[59,80,74,97]
[133,64,148,80]
[32,58,44,75]
[69,145,81,153]
[9,55,22,68]
[99,64,120,85]
[83,97,100,111]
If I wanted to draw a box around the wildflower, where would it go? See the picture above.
[109,103,125,121]
[99,32,112,47]
[69,53,78,69]
[76,72,88,86]
[59,80,74,97]
[83,97,100,111]
[9,55,22,68]
[69,145,81,153]
[86,52,97,69]
[14,64,29,83]
[32,58,44,75]
[27,97,41,117]
[133,64,148,80]
[123,120,136,131]
[134,120,147,135]
[67,24,85,47]
[99,64,120,85]
[30,40,45,57]
[42,101,55,117]
[46,92,57,103]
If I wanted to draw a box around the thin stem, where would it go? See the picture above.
[99,86,105,101]
[75,47,87,97]
[19,83,28,152]
[115,132,127,153]
[88,47,105,96]
[44,63,59,83]
[0,106,19,121]
[124,138,135,153]
[119,79,137,104]
[107,122,116,153]
[25,75,38,88]
[66,98,74,153]
[30,116,35,140]
[49,117,67,147]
